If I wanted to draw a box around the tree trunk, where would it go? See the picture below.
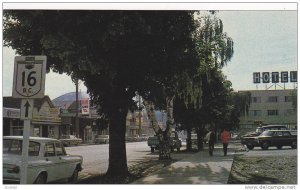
[186,128,192,151]
[197,127,204,151]
[160,96,175,159]
[144,96,174,160]
[106,91,129,177]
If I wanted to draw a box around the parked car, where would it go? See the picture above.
[241,125,288,150]
[139,134,149,141]
[126,135,138,142]
[147,131,182,153]
[3,136,83,184]
[257,130,297,150]
[94,135,109,144]
[59,135,82,147]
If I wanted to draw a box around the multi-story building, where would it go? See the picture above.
[239,89,297,130]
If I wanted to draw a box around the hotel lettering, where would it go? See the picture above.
[253,71,297,83]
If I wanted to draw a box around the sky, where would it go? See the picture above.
[2,6,298,100]
[219,11,297,91]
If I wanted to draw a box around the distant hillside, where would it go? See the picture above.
[52,92,89,108]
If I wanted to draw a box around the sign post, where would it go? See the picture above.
[12,56,46,184]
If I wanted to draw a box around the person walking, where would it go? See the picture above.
[220,128,231,156]
[207,129,215,156]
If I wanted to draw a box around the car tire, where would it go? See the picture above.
[291,141,297,149]
[69,167,79,184]
[261,141,270,150]
[34,173,47,184]
[276,146,282,149]
[246,144,254,150]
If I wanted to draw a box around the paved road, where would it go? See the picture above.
[65,141,156,180]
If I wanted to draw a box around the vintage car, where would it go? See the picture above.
[59,135,82,146]
[257,130,297,150]
[3,136,83,184]
[147,131,182,153]
[241,125,288,150]
[94,135,109,144]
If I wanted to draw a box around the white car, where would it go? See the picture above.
[94,135,109,144]
[59,135,82,146]
[3,136,83,184]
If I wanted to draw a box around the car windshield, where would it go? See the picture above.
[255,128,263,133]
[3,139,40,156]
[259,131,274,137]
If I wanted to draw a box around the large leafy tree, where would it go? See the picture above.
[173,12,234,150]
[4,10,200,177]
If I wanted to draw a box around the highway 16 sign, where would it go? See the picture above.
[12,56,46,98]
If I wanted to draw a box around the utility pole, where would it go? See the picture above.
[138,95,142,136]
[75,79,79,137]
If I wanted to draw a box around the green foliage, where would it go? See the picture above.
[174,12,235,135]
[4,10,200,114]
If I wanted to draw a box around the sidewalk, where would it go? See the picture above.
[132,143,241,184]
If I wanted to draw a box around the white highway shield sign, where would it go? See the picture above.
[12,56,46,98]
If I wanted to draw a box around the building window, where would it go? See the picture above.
[251,97,261,103]
[268,96,278,103]
[267,110,278,116]
[249,110,262,117]
[285,96,293,102]
[33,126,40,137]
[12,126,23,136]
[11,119,24,127]
[284,109,296,116]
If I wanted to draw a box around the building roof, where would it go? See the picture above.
[3,96,54,111]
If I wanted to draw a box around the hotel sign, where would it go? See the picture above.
[253,71,297,84]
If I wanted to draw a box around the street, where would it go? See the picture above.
[65,141,156,181]
[66,141,297,182]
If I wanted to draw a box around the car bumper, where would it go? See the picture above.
[3,178,20,184]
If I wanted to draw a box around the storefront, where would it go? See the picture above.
[3,96,62,138]
[3,107,22,136]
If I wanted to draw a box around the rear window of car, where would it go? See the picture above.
[3,139,40,156]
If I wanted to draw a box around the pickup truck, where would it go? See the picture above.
[147,131,182,153]
[241,125,288,150]
[257,130,297,150]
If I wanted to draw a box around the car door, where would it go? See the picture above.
[273,131,283,146]
[282,131,292,146]
[55,142,75,179]
[44,142,61,182]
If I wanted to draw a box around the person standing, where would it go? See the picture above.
[220,128,231,156]
[206,129,215,156]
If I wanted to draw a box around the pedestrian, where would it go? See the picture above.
[220,128,231,156]
[206,129,215,156]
